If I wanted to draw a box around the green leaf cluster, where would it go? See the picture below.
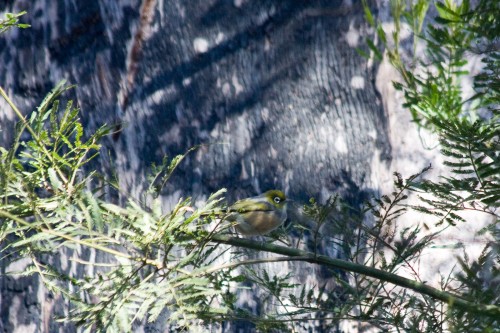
[363,0,499,130]
[0,11,30,34]
[0,84,237,331]
[360,0,499,331]
[1,4,499,332]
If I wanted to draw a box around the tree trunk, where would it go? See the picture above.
[0,1,403,331]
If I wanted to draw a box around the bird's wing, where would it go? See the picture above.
[230,200,273,213]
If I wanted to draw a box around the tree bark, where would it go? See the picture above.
[0,1,397,331]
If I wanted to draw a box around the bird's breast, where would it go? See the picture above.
[235,210,286,235]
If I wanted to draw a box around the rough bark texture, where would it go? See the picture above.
[0,0,404,332]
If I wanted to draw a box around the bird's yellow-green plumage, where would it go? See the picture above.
[226,190,287,236]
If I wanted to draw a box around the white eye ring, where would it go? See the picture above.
[273,196,281,204]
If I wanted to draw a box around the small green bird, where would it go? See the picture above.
[226,190,287,236]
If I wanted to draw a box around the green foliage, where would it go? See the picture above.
[412,118,499,227]
[0,84,237,330]
[1,3,499,332]
[0,11,30,34]
[1,83,498,331]
[363,0,499,130]
[360,0,499,331]
[147,146,199,198]
[3,85,497,330]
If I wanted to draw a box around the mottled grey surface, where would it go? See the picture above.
[0,0,397,331]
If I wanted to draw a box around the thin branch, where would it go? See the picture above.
[211,234,500,318]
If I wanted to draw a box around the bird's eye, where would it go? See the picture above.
[273,196,281,204]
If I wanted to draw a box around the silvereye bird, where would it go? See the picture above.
[226,190,287,236]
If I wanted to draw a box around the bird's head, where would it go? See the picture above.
[261,189,287,210]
